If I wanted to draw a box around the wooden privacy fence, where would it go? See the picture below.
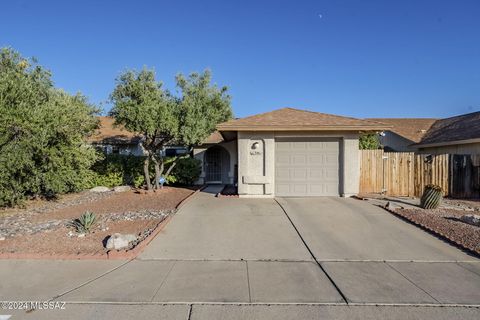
[359,150,480,198]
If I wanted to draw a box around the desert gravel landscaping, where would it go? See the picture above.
[393,207,480,255]
[0,187,196,256]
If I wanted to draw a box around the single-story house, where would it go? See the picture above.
[89,117,188,157]
[365,118,437,152]
[194,108,386,198]
[413,111,480,154]
[89,117,145,156]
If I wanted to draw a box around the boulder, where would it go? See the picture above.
[90,186,111,193]
[460,214,480,227]
[113,185,131,193]
[0,235,5,241]
[105,233,137,250]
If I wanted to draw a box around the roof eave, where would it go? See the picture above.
[414,138,480,148]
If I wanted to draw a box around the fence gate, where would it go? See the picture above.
[360,150,414,196]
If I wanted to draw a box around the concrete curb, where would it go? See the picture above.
[176,185,207,210]
[106,215,172,260]
[0,187,204,261]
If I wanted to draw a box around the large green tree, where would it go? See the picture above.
[110,69,232,190]
[0,48,100,206]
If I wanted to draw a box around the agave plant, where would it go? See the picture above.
[69,211,97,234]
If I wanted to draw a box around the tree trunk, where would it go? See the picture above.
[143,157,152,190]
[165,158,178,178]
[152,157,161,190]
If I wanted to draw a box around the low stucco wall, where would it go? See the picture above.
[237,131,360,197]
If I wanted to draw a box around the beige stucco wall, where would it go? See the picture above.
[417,142,480,155]
[194,140,237,185]
[237,131,360,198]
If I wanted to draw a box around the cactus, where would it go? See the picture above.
[69,211,97,233]
[420,184,443,209]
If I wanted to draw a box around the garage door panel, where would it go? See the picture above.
[275,138,340,197]
[292,154,307,165]
[276,154,290,165]
[292,142,307,150]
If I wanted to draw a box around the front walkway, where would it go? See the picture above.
[2,186,480,319]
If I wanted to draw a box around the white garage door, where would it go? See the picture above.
[275,138,340,196]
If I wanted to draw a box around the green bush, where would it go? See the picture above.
[84,154,201,189]
[0,48,99,207]
[169,157,202,185]
[85,154,146,189]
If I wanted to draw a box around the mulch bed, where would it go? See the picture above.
[0,187,196,257]
[392,207,480,256]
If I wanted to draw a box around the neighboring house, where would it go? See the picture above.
[414,111,480,154]
[365,118,437,152]
[89,116,145,156]
[193,108,386,197]
[89,116,188,157]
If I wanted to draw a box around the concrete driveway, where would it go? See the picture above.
[276,197,475,261]
[3,186,480,319]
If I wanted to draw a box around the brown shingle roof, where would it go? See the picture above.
[88,116,142,144]
[416,111,480,146]
[366,118,438,143]
[217,108,388,131]
[203,131,225,144]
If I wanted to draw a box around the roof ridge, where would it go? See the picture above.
[283,107,370,122]
[366,117,439,120]
[438,110,480,121]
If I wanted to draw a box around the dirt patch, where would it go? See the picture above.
[0,187,196,256]
[393,208,480,255]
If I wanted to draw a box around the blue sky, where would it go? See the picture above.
[1,0,479,118]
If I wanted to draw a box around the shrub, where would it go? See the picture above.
[0,48,99,207]
[85,154,201,189]
[69,211,97,234]
[359,132,381,150]
[85,154,146,189]
[169,157,202,185]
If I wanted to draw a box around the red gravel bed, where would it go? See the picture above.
[0,220,158,255]
[30,187,194,223]
[0,187,196,256]
[393,208,480,255]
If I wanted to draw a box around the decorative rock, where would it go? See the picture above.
[385,201,403,210]
[105,233,137,250]
[90,186,111,193]
[77,233,86,238]
[113,185,131,192]
[460,214,480,227]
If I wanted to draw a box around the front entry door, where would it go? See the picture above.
[205,148,222,183]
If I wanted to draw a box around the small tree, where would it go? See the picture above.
[359,132,381,150]
[110,69,232,190]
